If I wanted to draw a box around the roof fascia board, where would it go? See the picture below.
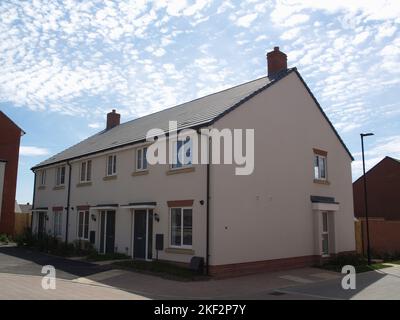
[293,70,354,161]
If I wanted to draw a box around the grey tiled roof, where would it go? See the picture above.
[33,69,294,169]
[32,67,353,169]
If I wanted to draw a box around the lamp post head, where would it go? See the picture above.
[361,133,374,137]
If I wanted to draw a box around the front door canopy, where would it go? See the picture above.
[31,208,49,212]
[121,202,156,210]
[90,204,119,211]
[310,195,340,211]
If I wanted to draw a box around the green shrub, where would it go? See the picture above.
[15,228,36,247]
[0,233,9,243]
[87,252,129,261]
[326,253,367,267]
[14,229,99,257]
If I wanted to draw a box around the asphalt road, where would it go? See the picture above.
[0,245,112,279]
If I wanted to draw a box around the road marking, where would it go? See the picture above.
[279,275,314,283]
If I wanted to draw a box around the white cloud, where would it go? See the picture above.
[375,22,397,41]
[271,0,400,24]
[280,27,302,40]
[20,146,50,156]
[353,31,370,45]
[88,123,101,129]
[255,35,268,42]
[153,48,166,57]
[235,13,258,28]
[282,14,310,27]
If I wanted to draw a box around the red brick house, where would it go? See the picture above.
[0,111,24,235]
[353,156,400,255]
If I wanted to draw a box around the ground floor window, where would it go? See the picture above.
[170,207,192,248]
[54,211,62,237]
[78,210,89,240]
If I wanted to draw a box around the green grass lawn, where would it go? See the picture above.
[86,252,130,261]
[113,260,209,281]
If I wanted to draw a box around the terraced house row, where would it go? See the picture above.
[31,47,356,276]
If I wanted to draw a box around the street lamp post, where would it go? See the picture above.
[360,133,374,265]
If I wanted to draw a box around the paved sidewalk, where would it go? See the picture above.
[3,246,400,300]
[0,272,147,300]
[93,266,341,299]
[277,266,400,300]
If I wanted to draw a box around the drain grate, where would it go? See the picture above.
[269,291,286,296]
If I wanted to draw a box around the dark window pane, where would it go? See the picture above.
[84,211,89,239]
[81,162,86,181]
[171,208,182,246]
[78,212,83,238]
[87,161,91,181]
[108,156,113,175]
[137,149,142,169]
[183,209,192,246]
[143,147,148,169]
[60,167,65,184]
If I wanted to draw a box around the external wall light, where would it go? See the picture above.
[91,214,97,222]
[154,213,160,222]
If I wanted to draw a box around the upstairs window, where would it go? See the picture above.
[314,155,327,180]
[313,149,327,181]
[106,155,117,176]
[56,166,66,186]
[39,170,46,186]
[136,147,148,171]
[80,160,92,182]
[172,138,192,169]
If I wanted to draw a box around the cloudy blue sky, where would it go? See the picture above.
[0,0,399,204]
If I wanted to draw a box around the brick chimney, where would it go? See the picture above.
[106,109,120,130]
[267,46,287,77]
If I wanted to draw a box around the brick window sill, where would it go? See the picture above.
[132,170,149,177]
[165,247,195,255]
[76,181,92,187]
[166,167,195,175]
[53,185,65,190]
[314,179,330,185]
[103,175,117,181]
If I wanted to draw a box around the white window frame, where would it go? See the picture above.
[321,212,329,257]
[55,166,66,186]
[39,170,46,186]
[53,211,62,237]
[106,154,117,176]
[136,147,148,171]
[169,207,193,249]
[314,154,327,180]
[78,210,89,240]
[79,160,92,182]
[171,138,193,170]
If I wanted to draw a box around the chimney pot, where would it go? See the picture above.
[106,109,120,130]
[267,46,287,77]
